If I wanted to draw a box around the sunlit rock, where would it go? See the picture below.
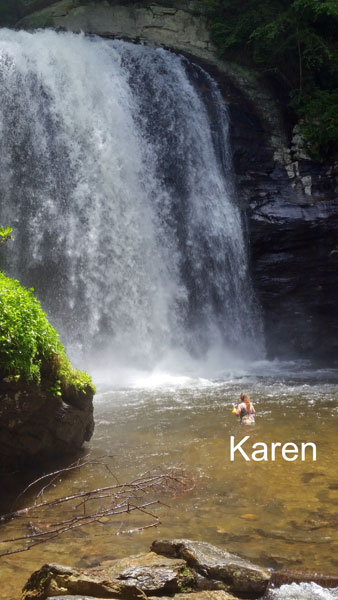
[151,539,271,597]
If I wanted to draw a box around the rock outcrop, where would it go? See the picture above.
[227,88,338,361]
[0,378,94,472]
[151,539,270,598]
[249,197,338,361]
[22,541,271,600]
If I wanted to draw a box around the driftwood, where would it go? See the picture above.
[0,457,194,557]
[269,569,338,589]
[264,570,338,598]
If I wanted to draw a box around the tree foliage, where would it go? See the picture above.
[0,0,22,26]
[204,0,338,160]
[0,226,14,245]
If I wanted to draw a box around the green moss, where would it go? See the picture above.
[177,566,195,593]
[0,272,95,396]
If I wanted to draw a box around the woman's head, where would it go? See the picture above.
[240,392,250,406]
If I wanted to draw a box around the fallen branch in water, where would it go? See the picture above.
[0,458,194,557]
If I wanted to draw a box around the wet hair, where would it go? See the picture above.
[240,393,251,408]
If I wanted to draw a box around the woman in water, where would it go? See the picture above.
[232,393,255,425]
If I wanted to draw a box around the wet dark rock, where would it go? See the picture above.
[151,539,271,598]
[228,90,338,364]
[0,379,94,473]
[248,194,338,362]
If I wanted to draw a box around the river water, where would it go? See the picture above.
[1,362,338,599]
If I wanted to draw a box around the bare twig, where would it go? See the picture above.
[0,459,194,558]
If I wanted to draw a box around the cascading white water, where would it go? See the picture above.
[268,583,338,600]
[0,29,264,376]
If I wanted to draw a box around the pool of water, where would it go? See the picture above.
[1,361,338,599]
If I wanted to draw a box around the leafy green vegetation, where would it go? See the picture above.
[204,0,338,160]
[0,226,14,245]
[0,271,95,396]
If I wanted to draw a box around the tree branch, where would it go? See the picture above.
[0,459,194,557]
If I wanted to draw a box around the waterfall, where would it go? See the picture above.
[0,29,264,376]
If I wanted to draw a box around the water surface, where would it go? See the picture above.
[1,362,338,599]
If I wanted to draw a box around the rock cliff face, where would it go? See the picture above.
[17,0,338,363]
[0,378,94,472]
[226,89,338,362]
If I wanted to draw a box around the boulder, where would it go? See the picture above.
[22,552,196,600]
[151,539,271,598]
[22,563,125,600]
[0,378,94,472]
[105,551,196,595]
[22,543,271,599]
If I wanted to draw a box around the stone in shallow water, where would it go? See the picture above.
[22,543,270,600]
[102,551,188,577]
[105,551,195,594]
[22,563,123,600]
[23,552,195,600]
[151,539,271,598]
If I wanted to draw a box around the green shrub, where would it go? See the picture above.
[294,89,338,160]
[0,271,95,396]
[0,0,22,26]
[0,226,14,245]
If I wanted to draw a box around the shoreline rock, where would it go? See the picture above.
[22,541,271,600]
[0,378,94,473]
[21,539,338,600]
[151,540,270,598]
